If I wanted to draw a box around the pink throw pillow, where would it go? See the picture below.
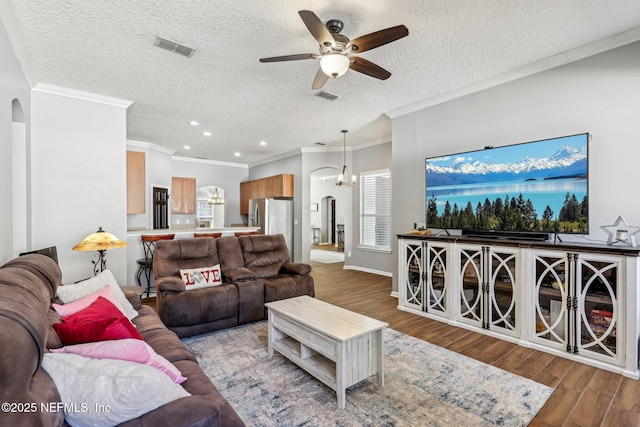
[53,284,126,317]
[51,338,187,384]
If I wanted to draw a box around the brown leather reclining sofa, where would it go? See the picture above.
[0,254,244,427]
[154,233,315,338]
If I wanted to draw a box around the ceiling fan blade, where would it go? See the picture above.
[298,10,335,47]
[259,53,315,63]
[349,57,391,80]
[312,68,329,89]
[347,25,409,53]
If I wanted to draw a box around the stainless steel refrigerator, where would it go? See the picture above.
[248,198,294,260]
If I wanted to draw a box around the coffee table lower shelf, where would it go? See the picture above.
[272,336,337,390]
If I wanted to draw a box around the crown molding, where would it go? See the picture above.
[127,139,174,155]
[32,83,133,108]
[172,155,248,169]
[387,26,640,119]
[249,148,304,167]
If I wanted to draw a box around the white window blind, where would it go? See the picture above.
[359,169,391,251]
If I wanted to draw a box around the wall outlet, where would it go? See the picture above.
[347,251,352,257]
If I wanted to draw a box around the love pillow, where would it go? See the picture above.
[179,264,222,291]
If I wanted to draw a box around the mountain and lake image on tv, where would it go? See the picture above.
[425,133,589,235]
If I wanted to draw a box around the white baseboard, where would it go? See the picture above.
[390,291,399,299]
[343,264,393,277]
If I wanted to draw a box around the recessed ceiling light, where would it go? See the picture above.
[202,131,211,136]
[183,145,191,150]
[234,152,241,157]
[259,141,267,146]
[188,120,199,126]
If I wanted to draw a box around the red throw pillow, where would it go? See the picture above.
[53,296,143,345]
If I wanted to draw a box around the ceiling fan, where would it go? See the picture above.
[259,10,409,89]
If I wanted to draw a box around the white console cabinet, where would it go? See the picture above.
[397,234,640,379]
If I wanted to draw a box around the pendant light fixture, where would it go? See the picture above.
[336,130,356,187]
[207,187,224,204]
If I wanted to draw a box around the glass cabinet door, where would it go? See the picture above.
[488,249,517,335]
[533,252,568,350]
[577,255,621,364]
[403,241,424,311]
[426,244,448,315]
[458,246,483,326]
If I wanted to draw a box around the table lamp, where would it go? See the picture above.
[73,227,127,275]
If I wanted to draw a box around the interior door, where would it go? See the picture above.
[153,187,169,229]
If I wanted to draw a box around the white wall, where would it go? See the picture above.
[31,85,131,284]
[391,41,640,291]
[0,17,31,264]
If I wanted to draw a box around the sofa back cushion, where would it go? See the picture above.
[154,238,220,280]
[239,234,290,279]
[216,236,246,271]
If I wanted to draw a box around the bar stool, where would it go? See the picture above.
[194,232,222,238]
[135,234,175,297]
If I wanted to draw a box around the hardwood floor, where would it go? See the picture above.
[142,256,639,426]
[309,261,640,427]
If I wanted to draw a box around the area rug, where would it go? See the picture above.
[310,249,345,263]
[183,321,553,426]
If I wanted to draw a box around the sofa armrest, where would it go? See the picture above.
[223,267,257,282]
[157,277,186,293]
[280,262,312,276]
[123,290,142,310]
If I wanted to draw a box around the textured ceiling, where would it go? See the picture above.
[6,1,640,165]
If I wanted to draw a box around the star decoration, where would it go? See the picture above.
[600,216,640,247]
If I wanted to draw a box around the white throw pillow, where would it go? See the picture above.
[42,353,190,427]
[56,270,138,320]
[179,264,223,291]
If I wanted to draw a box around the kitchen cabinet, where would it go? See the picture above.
[126,151,145,214]
[240,174,294,214]
[171,177,196,214]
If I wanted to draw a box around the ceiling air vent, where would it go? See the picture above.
[154,36,195,58]
[314,91,340,101]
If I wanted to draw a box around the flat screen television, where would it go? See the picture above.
[425,133,589,237]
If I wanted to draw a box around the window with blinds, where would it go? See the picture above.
[359,169,391,251]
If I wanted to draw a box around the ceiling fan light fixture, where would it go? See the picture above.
[320,54,350,78]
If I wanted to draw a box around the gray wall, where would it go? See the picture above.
[249,153,303,261]
[391,41,640,291]
[0,17,31,263]
[171,157,249,227]
[349,141,393,275]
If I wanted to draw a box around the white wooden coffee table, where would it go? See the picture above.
[264,295,388,408]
